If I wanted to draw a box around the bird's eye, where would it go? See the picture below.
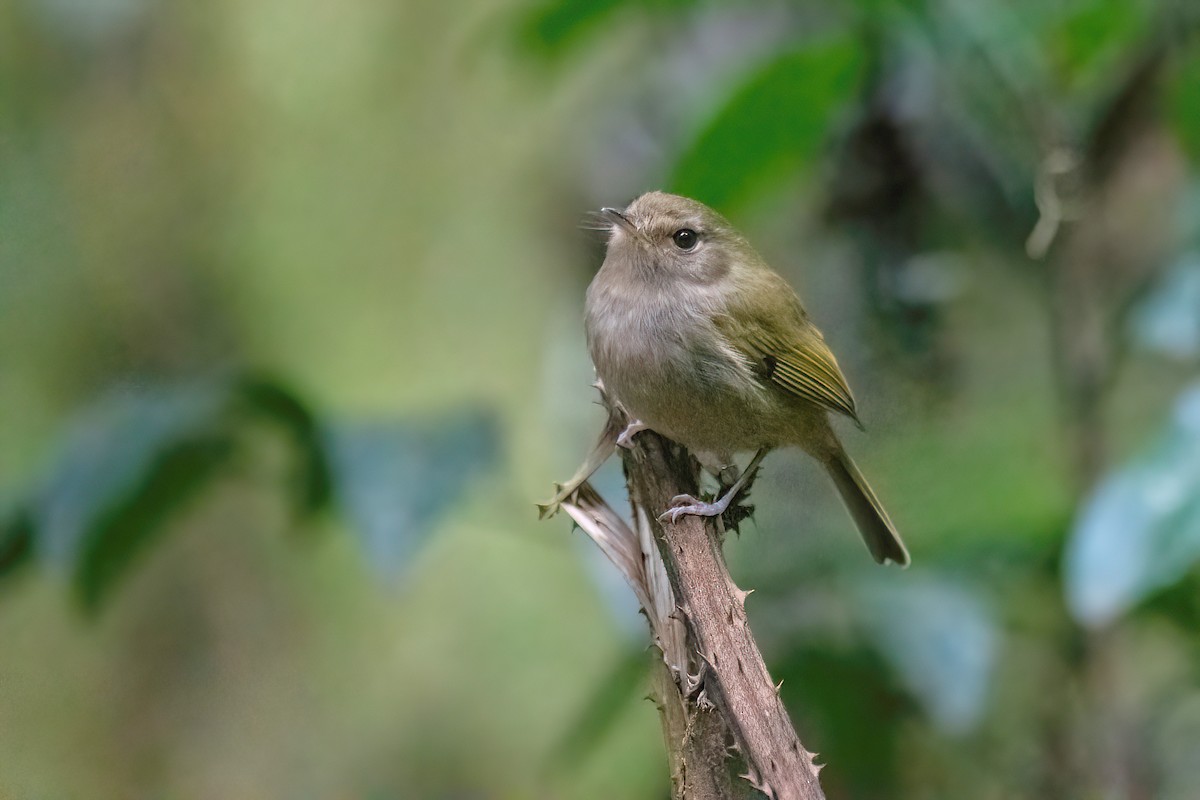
[672,228,698,250]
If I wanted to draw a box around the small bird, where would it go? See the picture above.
[585,191,909,566]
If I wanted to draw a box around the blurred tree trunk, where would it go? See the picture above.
[1042,46,1186,491]
[1035,42,1188,800]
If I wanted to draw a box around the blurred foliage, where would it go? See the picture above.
[853,573,997,733]
[0,504,34,580]
[1132,253,1200,359]
[2,373,497,612]
[1167,46,1200,159]
[1,0,1199,797]
[671,40,865,209]
[1066,383,1200,628]
[323,408,500,577]
[519,0,695,57]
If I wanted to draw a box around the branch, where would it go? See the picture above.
[552,382,826,797]
[623,432,826,800]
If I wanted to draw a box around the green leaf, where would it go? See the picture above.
[234,375,333,517]
[1167,48,1200,161]
[7,376,497,609]
[0,504,34,582]
[518,0,695,58]
[75,434,234,611]
[28,384,233,612]
[671,40,866,212]
[852,0,928,15]
[1047,0,1148,88]
[519,0,630,56]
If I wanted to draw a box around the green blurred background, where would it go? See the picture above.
[2,0,1200,797]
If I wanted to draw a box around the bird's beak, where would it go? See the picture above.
[601,207,637,234]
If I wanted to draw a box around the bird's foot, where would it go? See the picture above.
[616,420,648,449]
[657,448,770,527]
[658,493,731,524]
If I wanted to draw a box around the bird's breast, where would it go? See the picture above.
[585,278,769,451]
[586,285,693,394]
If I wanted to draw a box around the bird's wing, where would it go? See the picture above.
[716,288,861,425]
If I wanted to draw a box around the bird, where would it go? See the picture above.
[584,190,909,566]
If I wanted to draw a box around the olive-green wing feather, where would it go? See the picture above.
[751,328,860,423]
[716,291,861,425]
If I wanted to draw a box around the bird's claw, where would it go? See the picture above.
[657,494,726,524]
[616,420,648,450]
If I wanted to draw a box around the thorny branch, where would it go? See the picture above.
[552,392,826,800]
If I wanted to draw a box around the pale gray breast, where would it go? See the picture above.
[586,281,687,397]
[585,278,767,446]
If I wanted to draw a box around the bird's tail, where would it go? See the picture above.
[823,447,910,566]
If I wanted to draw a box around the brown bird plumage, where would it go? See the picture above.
[585,191,909,566]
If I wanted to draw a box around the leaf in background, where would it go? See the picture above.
[5,376,500,608]
[234,375,333,517]
[322,408,500,578]
[1046,0,1147,89]
[76,435,234,611]
[851,0,927,14]
[1065,383,1200,628]
[671,40,865,212]
[30,384,234,612]
[853,572,998,733]
[518,0,694,59]
[1166,46,1200,160]
[1131,252,1200,360]
[518,0,630,57]
[0,503,34,582]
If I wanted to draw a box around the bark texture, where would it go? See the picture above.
[623,432,826,800]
